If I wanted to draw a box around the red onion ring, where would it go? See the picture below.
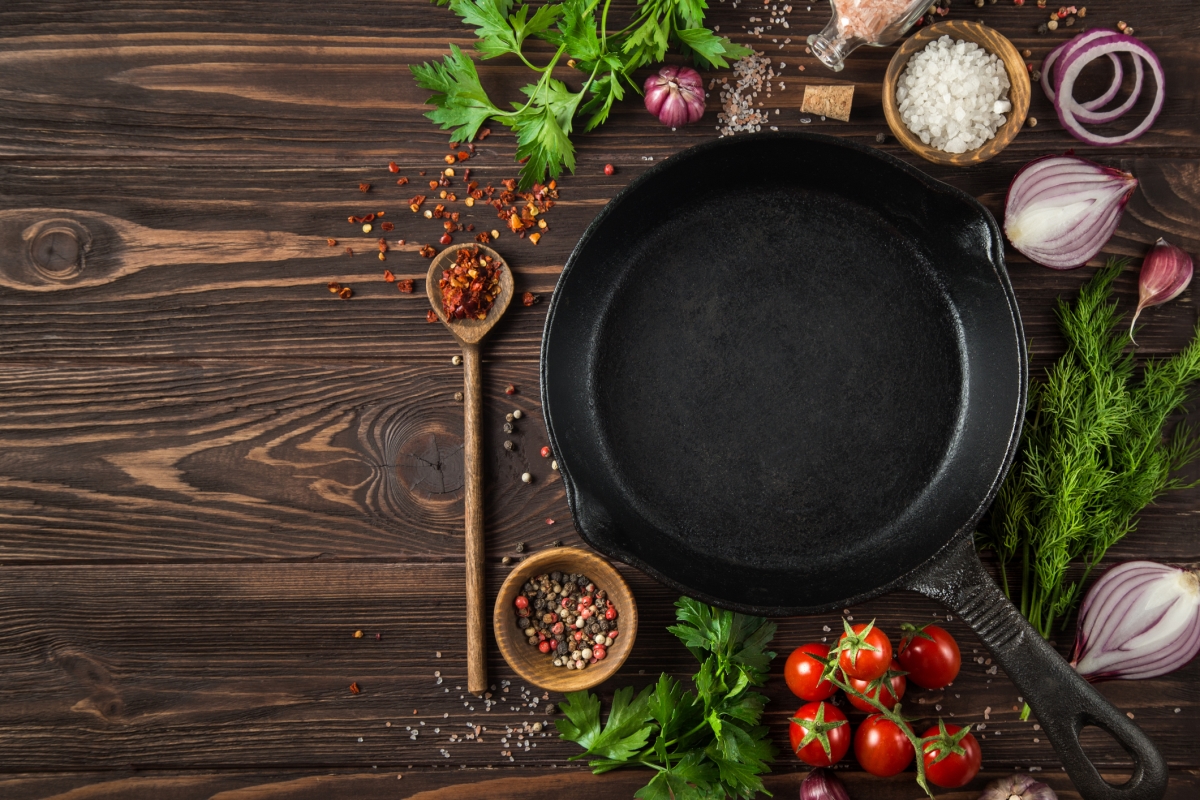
[1054,34,1164,146]
[1042,33,1125,112]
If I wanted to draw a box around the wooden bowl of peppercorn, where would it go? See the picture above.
[883,20,1030,166]
[494,547,638,692]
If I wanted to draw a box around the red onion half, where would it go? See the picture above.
[1004,154,1138,269]
[1045,31,1164,146]
[1072,561,1200,682]
[644,65,706,128]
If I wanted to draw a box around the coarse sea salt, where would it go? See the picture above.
[896,35,1011,154]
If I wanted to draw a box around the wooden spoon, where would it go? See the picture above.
[426,243,515,696]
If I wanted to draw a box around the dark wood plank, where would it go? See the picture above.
[0,563,1196,771]
[0,359,1197,564]
[3,768,1200,800]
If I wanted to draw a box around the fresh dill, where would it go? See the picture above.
[981,259,1200,640]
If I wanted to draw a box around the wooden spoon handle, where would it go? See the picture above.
[462,341,487,695]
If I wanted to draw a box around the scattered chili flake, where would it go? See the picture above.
[522,291,538,306]
[359,183,371,193]
[347,215,356,224]
[419,244,437,258]
[449,142,459,149]
[397,176,409,186]
[429,180,439,190]
[409,196,426,212]
[419,170,426,176]
[388,161,400,173]
[491,229,501,239]
[444,154,457,165]
[444,168,455,178]
[476,231,491,244]
[538,219,547,229]
[440,233,453,245]
[457,150,470,162]
[378,252,386,261]
[384,270,396,282]
[344,247,354,256]
[328,281,342,294]
[381,221,394,232]
[438,246,503,321]
[466,224,475,232]
[327,238,338,247]
[426,309,438,323]
[339,286,353,299]
[546,518,555,525]
[528,232,542,245]
[378,238,389,253]
[377,211,385,217]
[350,682,361,694]
[447,193,457,202]
[506,384,517,395]
[397,279,414,293]
[478,128,491,140]
[439,190,448,200]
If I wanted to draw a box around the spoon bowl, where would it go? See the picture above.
[426,243,515,345]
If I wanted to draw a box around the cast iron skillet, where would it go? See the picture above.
[541,132,1167,800]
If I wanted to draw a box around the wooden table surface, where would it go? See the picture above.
[2,2,1199,798]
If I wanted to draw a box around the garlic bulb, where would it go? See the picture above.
[976,773,1057,800]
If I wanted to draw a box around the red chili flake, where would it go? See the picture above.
[438,246,503,321]
[378,238,389,253]
[359,183,371,193]
[440,233,453,245]
[397,279,414,293]
[383,270,396,282]
[540,446,551,458]
[476,231,491,244]
[434,204,446,219]
[450,212,462,223]
[529,232,542,245]
[478,128,491,140]
[449,142,459,149]
[444,154,457,165]
[468,144,476,154]
[381,221,395,232]
[419,244,437,258]
[409,196,427,212]
[327,238,338,247]
[426,309,438,323]
[348,215,357,224]
[466,224,475,232]
[388,161,400,173]
[397,176,409,186]
[457,150,470,162]
[339,286,353,299]
[522,291,538,306]
[446,193,457,202]
[502,178,517,192]
[344,247,354,256]
[328,281,342,293]
[505,384,517,395]
[429,180,439,190]
[349,682,361,694]
[419,170,426,176]
[546,518,555,525]
[377,211,386,217]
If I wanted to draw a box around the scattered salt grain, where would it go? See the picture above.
[897,35,1010,154]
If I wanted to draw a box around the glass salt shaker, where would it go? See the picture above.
[807,0,931,72]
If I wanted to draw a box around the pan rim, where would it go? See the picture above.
[540,131,1028,616]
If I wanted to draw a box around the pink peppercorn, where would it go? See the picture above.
[538,640,552,654]
[515,596,528,609]
[540,446,551,458]
[605,607,617,620]
[604,164,615,176]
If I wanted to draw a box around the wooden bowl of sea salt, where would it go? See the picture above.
[883,20,1030,166]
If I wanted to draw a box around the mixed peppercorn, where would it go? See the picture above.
[514,572,620,670]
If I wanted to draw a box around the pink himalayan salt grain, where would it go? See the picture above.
[837,0,922,40]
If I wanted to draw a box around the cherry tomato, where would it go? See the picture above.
[921,724,982,788]
[854,714,914,777]
[837,623,893,681]
[784,643,837,701]
[788,701,850,767]
[847,659,906,712]
[898,624,961,690]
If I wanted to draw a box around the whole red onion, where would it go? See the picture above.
[644,65,706,127]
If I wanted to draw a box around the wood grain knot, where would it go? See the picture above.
[397,430,464,500]
[24,218,92,281]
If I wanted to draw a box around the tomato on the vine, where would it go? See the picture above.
[847,659,906,712]
[898,624,961,690]
[921,723,982,788]
[837,621,892,681]
[854,714,914,777]
[788,701,850,767]
[784,643,837,701]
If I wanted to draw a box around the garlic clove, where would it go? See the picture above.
[1130,237,1194,342]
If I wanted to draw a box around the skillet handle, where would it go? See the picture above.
[903,535,1168,800]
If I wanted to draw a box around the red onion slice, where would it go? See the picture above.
[1042,32,1125,112]
[1003,154,1138,269]
[1055,35,1164,146]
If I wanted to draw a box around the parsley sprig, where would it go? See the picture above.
[981,260,1200,641]
[556,597,776,800]
[411,0,752,188]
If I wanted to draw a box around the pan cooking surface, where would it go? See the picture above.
[595,187,964,571]
[542,133,1024,613]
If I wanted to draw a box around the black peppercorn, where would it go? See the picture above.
[551,571,562,582]
[552,539,563,547]
[556,641,569,655]
[517,617,530,629]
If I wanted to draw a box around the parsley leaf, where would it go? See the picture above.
[409,43,503,143]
